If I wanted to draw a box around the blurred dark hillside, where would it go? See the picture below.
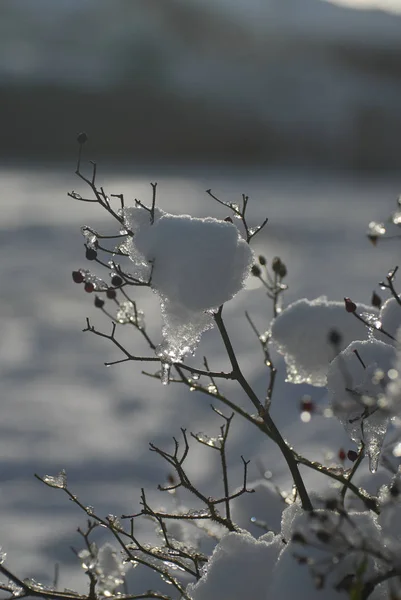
[2,0,401,169]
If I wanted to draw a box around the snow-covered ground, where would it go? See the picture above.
[0,162,400,595]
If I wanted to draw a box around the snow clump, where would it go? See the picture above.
[327,339,397,472]
[122,206,253,362]
[270,297,376,386]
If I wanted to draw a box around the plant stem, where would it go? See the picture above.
[214,307,313,511]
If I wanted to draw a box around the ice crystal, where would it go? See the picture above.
[81,226,98,249]
[42,469,67,489]
[116,301,144,327]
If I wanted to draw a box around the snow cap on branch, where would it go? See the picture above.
[270,297,376,386]
[327,339,396,472]
[122,206,253,361]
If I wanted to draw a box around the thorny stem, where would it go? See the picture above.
[245,311,277,410]
[294,453,379,513]
[352,311,396,342]
[34,476,187,600]
[380,266,401,307]
[214,306,313,512]
[217,411,234,524]
[0,563,81,600]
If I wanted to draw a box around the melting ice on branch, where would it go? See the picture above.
[121,206,254,362]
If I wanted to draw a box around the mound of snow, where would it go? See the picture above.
[327,339,396,472]
[270,297,376,386]
[122,206,253,364]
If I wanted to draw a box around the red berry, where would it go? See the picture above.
[84,282,94,293]
[344,297,357,313]
[106,288,117,300]
[72,270,84,284]
[347,450,358,462]
[338,448,346,462]
[301,398,314,413]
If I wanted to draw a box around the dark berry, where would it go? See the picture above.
[258,255,266,266]
[72,270,84,284]
[390,484,399,497]
[347,450,358,462]
[86,247,97,261]
[338,448,346,462]
[251,265,261,277]
[371,291,382,308]
[94,296,105,308]
[77,131,88,144]
[301,397,314,412]
[84,282,94,293]
[106,288,117,300]
[328,329,342,346]
[111,275,123,287]
[224,216,233,223]
[344,297,357,313]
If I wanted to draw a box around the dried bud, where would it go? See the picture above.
[371,291,382,308]
[344,297,356,313]
[84,282,94,293]
[272,256,287,278]
[251,265,262,277]
[367,235,378,246]
[224,216,233,223]
[258,255,266,266]
[94,296,105,309]
[85,247,97,261]
[328,329,342,346]
[72,270,84,284]
[338,448,346,462]
[77,131,88,144]
[111,275,123,287]
[106,288,117,300]
[347,450,358,462]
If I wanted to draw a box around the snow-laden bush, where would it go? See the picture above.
[2,137,401,600]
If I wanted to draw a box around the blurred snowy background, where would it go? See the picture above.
[2,0,401,167]
[1,0,401,596]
